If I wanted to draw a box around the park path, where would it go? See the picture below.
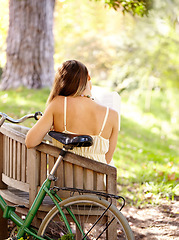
[121,200,179,239]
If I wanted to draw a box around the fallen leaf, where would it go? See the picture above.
[168,173,175,181]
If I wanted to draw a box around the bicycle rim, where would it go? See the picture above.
[10,226,36,240]
[38,195,134,240]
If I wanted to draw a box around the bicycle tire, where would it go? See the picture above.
[38,194,134,240]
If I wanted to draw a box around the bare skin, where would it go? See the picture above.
[25,80,119,164]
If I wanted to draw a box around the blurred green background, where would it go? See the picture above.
[0,0,178,206]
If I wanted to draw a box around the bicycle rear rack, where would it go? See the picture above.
[51,186,125,210]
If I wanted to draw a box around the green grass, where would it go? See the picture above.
[113,89,179,207]
[0,87,50,127]
[0,87,178,208]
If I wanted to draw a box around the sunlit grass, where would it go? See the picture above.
[114,89,179,206]
[0,87,50,127]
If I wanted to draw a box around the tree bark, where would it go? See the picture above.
[1,0,55,89]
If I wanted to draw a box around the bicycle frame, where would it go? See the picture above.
[0,149,85,240]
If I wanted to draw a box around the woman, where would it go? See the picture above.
[25,60,119,165]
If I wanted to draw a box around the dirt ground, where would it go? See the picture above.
[7,200,179,239]
[121,200,179,240]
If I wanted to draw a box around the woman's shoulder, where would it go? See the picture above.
[95,103,118,126]
[95,102,118,117]
[48,96,64,111]
[109,107,118,118]
[50,95,65,104]
[107,107,119,128]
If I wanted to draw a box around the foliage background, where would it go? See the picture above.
[0,0,179,205]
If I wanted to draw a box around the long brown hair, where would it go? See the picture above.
[47,60,88,105]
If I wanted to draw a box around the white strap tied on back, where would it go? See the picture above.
[99,107,109,136]
[64,97,67,131]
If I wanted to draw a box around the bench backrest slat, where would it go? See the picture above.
[73,165,83,189]
[40,152,47,186]
[17,142,21,181]
[21,144,27,183]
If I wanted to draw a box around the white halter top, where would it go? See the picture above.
[52,97,110,164]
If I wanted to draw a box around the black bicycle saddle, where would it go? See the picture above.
[48,131,93,148]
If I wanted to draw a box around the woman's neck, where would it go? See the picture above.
[81,89,92,96]
[81,82,92,97]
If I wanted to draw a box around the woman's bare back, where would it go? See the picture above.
[52,96,114,140]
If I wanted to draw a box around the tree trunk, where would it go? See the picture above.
[1,0,55,89]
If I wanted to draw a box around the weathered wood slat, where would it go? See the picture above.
[0,134,6,189]
[48,155,55,188]
[73,165,83,189]
[3,135,6,175]
[9,138,13,178]
[0,189,29,208]
[2,173,29,192]
[3,123,30,135]
[40,152,47,185]
[64,162,73,188]
[6,136,10,177]
[17,142,21,181]
[21,144,26,183]
[56,158,64,188]
[13,140,17,179]
[96,172,105,191]
[106,172,117,195]
[48,155,55,173]
[0,188,53,213]
[0,125,26,144]
[84,169,94,190]
[0,133,8,239]
[64,151,116,176]
[28,148,40,206]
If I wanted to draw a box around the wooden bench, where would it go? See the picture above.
[0,123,117,239]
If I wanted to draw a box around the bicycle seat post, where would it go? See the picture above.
[48,148,67,181]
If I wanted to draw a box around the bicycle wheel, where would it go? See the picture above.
[9,226,35,239]
[38,194,134,240]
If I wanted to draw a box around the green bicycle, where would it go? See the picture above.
[0,112,134,240]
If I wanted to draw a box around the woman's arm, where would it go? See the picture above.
[105,110,119,164]
[25,104,54,148]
